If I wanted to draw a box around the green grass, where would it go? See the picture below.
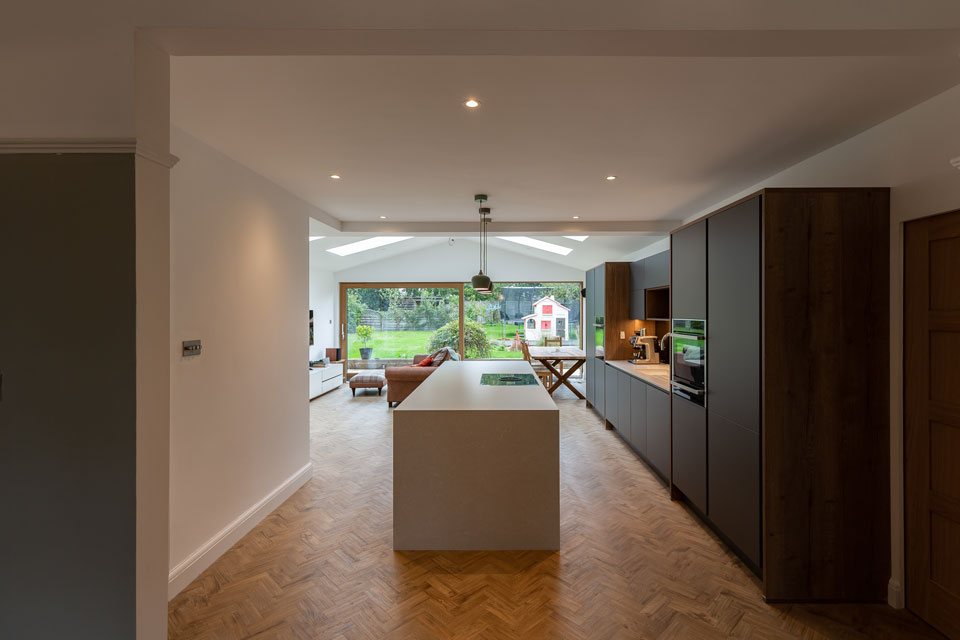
[346,322,576,359]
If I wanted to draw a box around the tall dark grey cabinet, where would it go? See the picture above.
[670,220,708,516]
[585,262,632,419]
[706,196,761,569]
[668,188,891,602]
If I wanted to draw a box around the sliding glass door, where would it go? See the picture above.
[464,282,582,358]
[339,281,582,369]
[340,283,464,369]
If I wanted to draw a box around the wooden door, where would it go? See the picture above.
[905,208,960,639]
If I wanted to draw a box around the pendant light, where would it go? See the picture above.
[471,194,493,294]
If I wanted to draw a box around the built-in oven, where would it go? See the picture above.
[670,319,705,406]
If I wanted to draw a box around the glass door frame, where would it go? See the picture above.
[338,282,465,363]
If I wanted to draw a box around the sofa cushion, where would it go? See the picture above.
[413,356,434,367]
[430,347,460,365]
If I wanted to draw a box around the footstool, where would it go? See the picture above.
[349,370,386,396]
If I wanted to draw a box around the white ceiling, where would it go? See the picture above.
[173,53,960,227]
[309,232,659,272]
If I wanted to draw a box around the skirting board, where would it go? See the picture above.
[167,462,312,599]
[888,577,904,609]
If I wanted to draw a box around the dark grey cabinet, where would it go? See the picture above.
[629,250,670,320]
[671,221,706,320]
[705,196,761,570]
[646,386,670,478]
[645,251,670,288]
[618,371,631,442]
[593,357,605,417]
[585,268,595,354]
[708,196,760,432]
[595,265,605,322]
[708,411,761,568]
[585,267,596,406]
[629,260,645,320]
[629,377,646,454]
[585,355,595,406]
[604,364,618,427]
[672,396,707,513]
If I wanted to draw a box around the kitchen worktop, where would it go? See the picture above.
[397,360,557,412]
[605,361,670,392]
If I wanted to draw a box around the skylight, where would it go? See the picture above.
[309,236,325,242]
[326,236,413,256]
[563,236,589,242]
[497,236,573,256]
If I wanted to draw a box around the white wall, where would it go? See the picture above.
[167,128,314,597]
[335,240,585,284]
[680,82,960,608]
[309,264,336,360]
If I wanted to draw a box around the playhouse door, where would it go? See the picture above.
[556,318,566,339]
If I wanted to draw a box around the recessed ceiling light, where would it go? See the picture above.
[497,236,572,256]
[326,236,413,257]
[606,175,617,181]
[330,174,341,180]
[464,99,480,108]
[564,236,589,242]
[379,216,387,219]
[309,236,325,242]
[572,216,580,219]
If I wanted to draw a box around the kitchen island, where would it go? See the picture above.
[393,360,560,550]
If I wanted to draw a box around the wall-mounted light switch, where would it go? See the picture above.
[620,331,625,339]
[183,340,202,357]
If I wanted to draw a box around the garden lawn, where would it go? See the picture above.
[347,326,526,359]
[345,322,575,359]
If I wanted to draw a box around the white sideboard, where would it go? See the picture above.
[309,364,343,399]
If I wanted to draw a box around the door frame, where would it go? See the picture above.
[339,282,465,363]
[903,207,960,638]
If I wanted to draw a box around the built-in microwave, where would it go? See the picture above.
[671,319,705,406]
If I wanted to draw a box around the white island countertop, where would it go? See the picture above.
[397,360,557,412]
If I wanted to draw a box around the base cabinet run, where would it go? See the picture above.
[605,363,670,482]
[671,396,707,514]
[645,386,670,480]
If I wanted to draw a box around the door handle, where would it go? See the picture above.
[671,381,704,395]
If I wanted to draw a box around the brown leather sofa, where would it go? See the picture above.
[384,353,450,407]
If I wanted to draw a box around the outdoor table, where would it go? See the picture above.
[527,346,586,399]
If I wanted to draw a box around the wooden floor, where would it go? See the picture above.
[168,382,942,640]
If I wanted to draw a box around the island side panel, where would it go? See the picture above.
[394,408,560,550]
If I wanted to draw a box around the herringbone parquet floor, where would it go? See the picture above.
[168,382,942,640]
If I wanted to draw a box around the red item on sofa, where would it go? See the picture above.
[413,356,434,367]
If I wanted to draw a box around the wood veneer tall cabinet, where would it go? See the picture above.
[671,187,890,602]
[585,262,632,418]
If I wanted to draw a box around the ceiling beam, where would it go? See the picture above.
[338,220,679,236]
[149,28,960,58]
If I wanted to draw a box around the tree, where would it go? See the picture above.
[355,324,374,347]
[346,291,364,332]
[428,319,491,358]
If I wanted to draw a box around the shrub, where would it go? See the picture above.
[428,319,491,358]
